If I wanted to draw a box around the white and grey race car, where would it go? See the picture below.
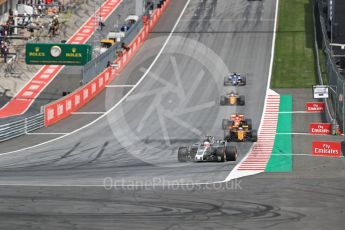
[224,72,247,86]
[177,136,237,162]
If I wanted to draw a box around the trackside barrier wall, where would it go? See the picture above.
[0,113,44,142]
[314,0,345,132]
[44,0,171,126]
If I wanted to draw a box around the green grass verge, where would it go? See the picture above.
[271,0,317,88]
[265,95,293,172]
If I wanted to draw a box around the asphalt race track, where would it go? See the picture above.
[1,0,344,229]
[0,0,276,184]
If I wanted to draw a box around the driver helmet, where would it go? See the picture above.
[204,141,210,148]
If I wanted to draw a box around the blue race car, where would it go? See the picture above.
[224,72,247,86]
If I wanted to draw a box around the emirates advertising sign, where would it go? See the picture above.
[306,102,325,112]
[312,141,342,158]
[309,123,332,135]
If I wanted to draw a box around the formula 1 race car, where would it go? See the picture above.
[224,72,246,86]
[177,136,238,162]
[222,114,251,130]
[222,114,257,142]
[220,91,245,106]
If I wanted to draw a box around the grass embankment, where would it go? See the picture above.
[271,0,317,88]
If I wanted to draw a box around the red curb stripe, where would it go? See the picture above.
[235,92,280,172]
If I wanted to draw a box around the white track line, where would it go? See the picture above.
[181,19,275,22]
[0,0,191,158]
[276,132,312,135]
[278,111,321,114]
[26,133,68,135]
[71,112,105,115]
[269,153,344,158]
[260,0,280,136]
[225,0,280,181]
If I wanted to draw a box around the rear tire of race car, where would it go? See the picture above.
[224,130,231,141]
[238,96,245,106]
[251,130,258,142]
[241,76,247,85]
[225,146,237,161]
[222,119,230,130]
[190,147,198,158]
[178,147,188,162]
[246,119,252,130]
[216,147,226,162]
[224,77,229,86]
[220,96,227,105]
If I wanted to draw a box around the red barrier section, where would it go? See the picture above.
[0,0,122,119]
[312,141,342,158]
[309,123,332,135]
[45,68,112,125]
[45,0,171,126]
[306,102,325,112]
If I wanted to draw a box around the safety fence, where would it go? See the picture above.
[0,113,44,142]
[314,0,345,132]
[312,0,333,126]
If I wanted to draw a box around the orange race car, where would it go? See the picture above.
[222,114,249,129]
[222,114,257,142]
[220,91,245,106]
